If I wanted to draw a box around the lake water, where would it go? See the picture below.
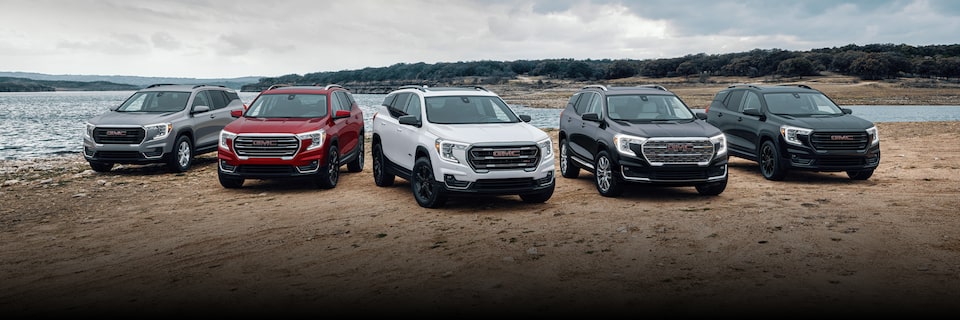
[1,91,958,160]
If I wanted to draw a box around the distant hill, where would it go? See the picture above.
[0,71,263,90]
[0,76,139,92]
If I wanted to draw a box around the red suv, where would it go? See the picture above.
[217,84,365,189]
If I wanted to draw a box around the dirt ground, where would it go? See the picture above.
[1,119,959,317]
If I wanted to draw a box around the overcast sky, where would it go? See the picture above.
[2,0,958,79]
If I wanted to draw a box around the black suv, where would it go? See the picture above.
[558,85,728,197]
[705,84,880,180]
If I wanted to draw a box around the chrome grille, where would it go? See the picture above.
[641,139,715,164]
[233,135,300,157]
[93,127,145,144]
[468,144,540,171]
[810,131,868,150]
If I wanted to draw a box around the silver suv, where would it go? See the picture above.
[83,84,245,172]
[371,85,555,208]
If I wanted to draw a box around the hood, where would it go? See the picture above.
[612,119,723,138]
[429,123,549,143]
[224,116,327,134]
[87,110,182,126]
[773,114,875,130]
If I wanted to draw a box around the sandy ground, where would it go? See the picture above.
[1,120,959,317]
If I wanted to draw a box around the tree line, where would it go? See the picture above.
[243,43,960,91]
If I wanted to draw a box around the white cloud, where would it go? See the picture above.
[0,0,956,78]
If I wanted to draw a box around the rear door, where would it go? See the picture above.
[566,92,602,164]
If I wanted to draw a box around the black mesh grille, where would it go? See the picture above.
[809,131,869,150]
[93,127,145,144]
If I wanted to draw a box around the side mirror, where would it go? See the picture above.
[192,105,210,114]
[841,108,852,114]
[742,108,762,117]
[695,112,708,120]
[230,109,243,118]
[398,115,421,127]
[582,113,600,122]
[519,114,531,122]
[333,109,351,119]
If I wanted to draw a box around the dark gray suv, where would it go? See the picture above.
[83,84,245,173]
[705,84,880,180]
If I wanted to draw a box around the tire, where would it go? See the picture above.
[347,136,364,173]
[559,139,579,178]
[166,135,193,173]
[314,145,340,189]
[218,170,244,188]
[519,182,554,203]
[847,169,874,180]
[411,156,446,208]
[695,179,727,196]
[759,140,786,181]
[88,161,114,173]
[594,150,624,197]
[372,141,394,187]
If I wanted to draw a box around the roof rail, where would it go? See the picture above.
[779,84,813,89]
[192,84,226,89]
[637,84,669,92]
[728,83,762,89]
[266,84,291,91]
[146,83,176,88]
[317,84,345,90]
[582,84,607,91]
[472,86,489,92]
[399,85,427,91]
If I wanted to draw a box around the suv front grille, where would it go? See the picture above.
[468,144,540,171]
[809,131,869,150]
[93,127,145,144]
[233,135,300,157]
[641,139,715,164]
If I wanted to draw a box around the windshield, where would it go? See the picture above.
[425,96,520,124]
[245,93,328,118]
[764,92,844,115]
[117,91,189,112]
[606,94,694,121]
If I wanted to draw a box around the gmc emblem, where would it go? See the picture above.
[831,135,854,141]
[106,130,126,136]
[492,150,521,157]
[252,140,276,146]
[666,143,693,152]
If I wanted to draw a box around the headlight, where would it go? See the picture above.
[780,125,812,146]
[219,130,236,150]
[710,133,727,158]
[537,138,553,158]
[436,139,467,164]
[614,133,647,157]
[85,122,95,138]
[298,129,326,151]
[866,126,879,146]
[144,122,172,142]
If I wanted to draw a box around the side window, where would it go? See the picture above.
[723,90,744,111]
[192,91,211,110]
[586,93,602,115]
[330,92,343,112]
[574,92,595,114]
[207,90,229,110]
[389,93,411,118]
[741,91,761,112]
[404,95,422,121]
[335,92,353,112]
[566,93,581,111]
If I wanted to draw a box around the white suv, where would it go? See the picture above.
[371,85,555,208]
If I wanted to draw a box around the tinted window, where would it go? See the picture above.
[574,92,596,114]
[192,91,212,110]
[723,90,744,111]
[741,91,761,112]
[207,90,229,109]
